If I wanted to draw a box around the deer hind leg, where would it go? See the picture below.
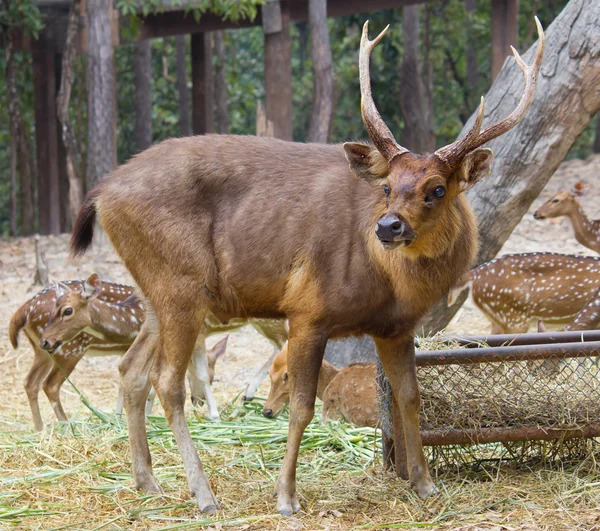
[374,335,438,499]
[275,322,328,515]
[24,343,53,431]
[188,329,220,421]
[42,348,86,423]
[151,300,218,513]
[118,315,161,494]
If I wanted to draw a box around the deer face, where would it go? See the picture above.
[263,346,289,418]
[534,191,577,220]
[40,274,101,353]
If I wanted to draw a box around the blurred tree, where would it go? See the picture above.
[134,39,152,151]
[214,31,229,134]
[175,35,191,136]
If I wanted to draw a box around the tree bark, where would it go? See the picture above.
[134,39,153,151]
[175,35,191,136]
[491,0,520,80]
[5,29,35,235]
[593,113,600,154]
[213,31,228,134]
[307,0,333,143]
[9,130,17,236]
[422,0,600,333]
[86,0,116,187]
[399,4,435,153]
[57,0,83,227]
[191,32,214,134]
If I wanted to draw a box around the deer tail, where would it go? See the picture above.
[447,270,474,306]
[71,187,101,258]
[8,302,29,349]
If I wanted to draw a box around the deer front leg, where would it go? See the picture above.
[118,320,162,495]
[42,349,85,423]
[24,345,53,431]
[275,323,328,515]
[374,335,438,498]
[242,346,278,402]
[188,342,220,422]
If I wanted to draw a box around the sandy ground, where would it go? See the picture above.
[1,154,600,428]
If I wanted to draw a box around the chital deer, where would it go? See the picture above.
[448,252,600,334]
[9,274,282,429]
[533,182,600,254]
[264,345,377,427]
[70,20,544,514]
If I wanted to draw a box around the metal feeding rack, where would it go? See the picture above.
[386,330,600,476]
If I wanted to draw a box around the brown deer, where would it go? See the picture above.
[264,345,377,427]
[533,182,600,254]
[70,20,544,514]
[9,274,281,429]
[448,252,600,334]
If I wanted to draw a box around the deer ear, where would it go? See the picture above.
[453,148,493,193]
[343,142,390,185]
[83,273,102,299]
[572,181,587,197]
[207,336,228,366]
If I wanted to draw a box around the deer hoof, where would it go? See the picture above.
[414,480,439,498]
[136,475,163,495]
[277,493,301,516]
[241,395,252,402]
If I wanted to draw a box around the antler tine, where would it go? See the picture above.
[359,21,409,162]
[435,18,545,169]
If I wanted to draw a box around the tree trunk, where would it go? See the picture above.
[491,0,520,80]
[593,113,600,154]
[191,32,214,135]
[134,39,153,151]
[422,0,600,333]
[5,28,35,235]
[307,0,333,143]
[57,0,83,226]
[422,3,435,149]
[464,0,478,109]
[9,131,17,236]
[175,35,191,136]
[213,31,228,134]
[86,0,116,187]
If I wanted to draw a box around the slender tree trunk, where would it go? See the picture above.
[307,0,333,143]
[213,31,228,134]
[593,113,600,154]
[9,132,17,236]
[464,0,478,109]
[400,5,435,153]
[422,0,600,332]
[86,0,115,187]
[5,27,35,235]
[57,0,83,226]
[134,39,153,151]
[422,3,435,149]
[175,35,191,136]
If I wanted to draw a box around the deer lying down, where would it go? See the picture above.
[70,20,544,515]
[263,346,377,427]
[534,182,600,254]
[9,274,229,430]
[448,253,600,334]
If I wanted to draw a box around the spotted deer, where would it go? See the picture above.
[533,182,600,254]
[264,345,377,427]
[448,252,600,334]
[70,20,544,514]
[9,274,284,429]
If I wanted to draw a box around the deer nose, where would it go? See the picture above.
[376,215,415,245]
[262,408,274,418]
[40,339,51,351]
[533,211,544,220]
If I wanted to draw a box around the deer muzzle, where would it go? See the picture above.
[376,215,416,249]
[40,339,62,353]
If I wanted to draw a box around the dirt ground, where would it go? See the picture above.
[1,154,600,529]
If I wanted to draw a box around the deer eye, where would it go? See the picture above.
[63,307,73,317]
[552,199,560,204]
[383,185,390,197]
[434,186,446,199]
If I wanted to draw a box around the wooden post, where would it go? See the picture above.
[32,39,62,235]
[491,0,519,80]
[263,0,292,140]
[191,32,214,135]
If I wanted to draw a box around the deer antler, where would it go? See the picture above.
[360,21,409,163]
[435,17,545,169]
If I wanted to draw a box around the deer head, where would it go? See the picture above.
[533,182,587,220]
[344,19,544,255]
[40,273,103,353]
[263,345,290,418]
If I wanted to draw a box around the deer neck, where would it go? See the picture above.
[316,360,339,399]
[568,202,600,247]
[87,299,140,343]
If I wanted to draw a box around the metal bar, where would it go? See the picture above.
[422,330,600,349]
[421,424,600,446]
[415,340,600,366]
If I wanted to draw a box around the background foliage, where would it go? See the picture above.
[1,0,597,235]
